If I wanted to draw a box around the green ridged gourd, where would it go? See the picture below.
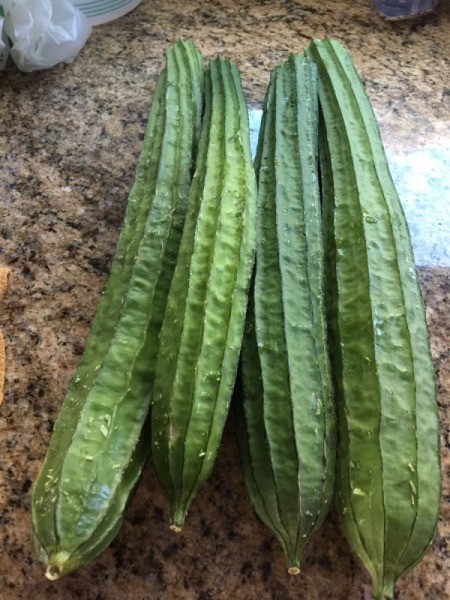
[151,56,257,530]
[306,38,440,599]
[235,55,335,574]
[31,40,204,579]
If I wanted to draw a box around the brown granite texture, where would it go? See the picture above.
[0,0,449,598]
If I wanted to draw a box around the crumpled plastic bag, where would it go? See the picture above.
[2,0,92,72]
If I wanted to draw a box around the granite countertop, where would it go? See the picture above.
[0,1,449,598]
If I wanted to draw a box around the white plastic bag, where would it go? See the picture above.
[2,0,92,72]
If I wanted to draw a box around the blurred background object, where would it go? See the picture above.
[372,0,439,18]
[2,0,92,72]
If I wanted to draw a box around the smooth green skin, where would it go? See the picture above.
[31,40,204,578]
[235,56,335,573]
[306,38,440,599]
[151,57,257,530]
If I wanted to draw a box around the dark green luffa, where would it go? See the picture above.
[235,54,335,573]
[151,56,257,530]
[306,37,440,600]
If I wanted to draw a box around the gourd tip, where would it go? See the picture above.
[45,565,62,581]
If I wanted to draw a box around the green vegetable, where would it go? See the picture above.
[306,38,440,599]
[31,40,204,579]
[235,54,335,574]
[151,56,257,530]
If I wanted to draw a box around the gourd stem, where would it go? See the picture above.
[170,506,186,532]
[372,576,394,600]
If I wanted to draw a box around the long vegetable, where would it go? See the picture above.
[151,56,257,530]
[235,54,335,574]
[306,37,440,599]
[31,40,204,579]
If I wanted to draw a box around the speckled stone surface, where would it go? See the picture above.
[0,1,449,598]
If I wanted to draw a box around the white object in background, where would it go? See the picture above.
[2,0,92,72]
[71,0,141,26]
